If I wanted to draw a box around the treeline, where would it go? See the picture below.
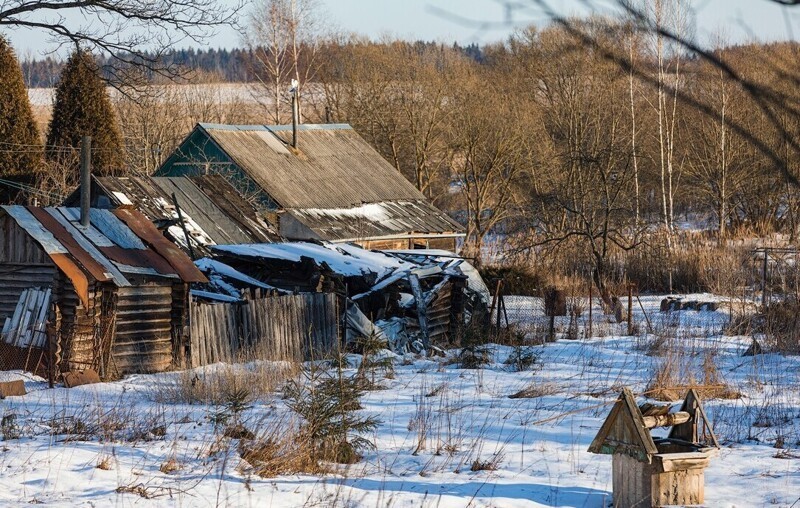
[6,17,800,297]
[20,43,485,87]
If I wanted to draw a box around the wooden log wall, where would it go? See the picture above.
[59,277,101,373]
[189,292,338,367]
[0,215,57,321]
[112,285,174,375]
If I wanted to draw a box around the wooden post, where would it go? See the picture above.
[627,284,634,336]
[762,249,768,307]
[588,281,593,338]
[79,136,91,228]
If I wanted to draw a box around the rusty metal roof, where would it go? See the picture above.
[192,124,464,239]
[1,206,207,299]
[66,175,281,252]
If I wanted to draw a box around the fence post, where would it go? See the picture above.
[588,281,593,339]
[627,284,634,336]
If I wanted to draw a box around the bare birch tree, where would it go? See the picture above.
[246,0,327,124]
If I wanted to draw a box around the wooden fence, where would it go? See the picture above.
[189,292,339,367]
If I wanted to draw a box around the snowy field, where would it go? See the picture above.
[0,295,798,507]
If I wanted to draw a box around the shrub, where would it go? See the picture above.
[282,365,380,465]
[503,345,540,372]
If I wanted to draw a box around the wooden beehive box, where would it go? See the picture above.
[588,388,719,508]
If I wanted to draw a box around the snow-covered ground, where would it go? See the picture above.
[0,294,798,507]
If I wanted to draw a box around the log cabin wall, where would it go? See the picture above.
[58,277,102,373]
[0,215,57,320]
[112,284,175,375]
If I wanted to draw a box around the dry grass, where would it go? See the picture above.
[508,381,561,399]
[470,453,504,472]
[96,455,113,470]
[153,362,297,405]
[237,417,319,477]
[646,349,741,401]
[159,458,182,474]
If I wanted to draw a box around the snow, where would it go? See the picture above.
[0,294,798,506]
[153,197,216,248]
[190,289,241,303]
[303,203,391,222]
[195,258,275,290]
[111,191,134,206]
[214,242,407,278]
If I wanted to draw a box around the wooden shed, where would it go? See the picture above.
[0,206,206,378]
[588,388,720,508]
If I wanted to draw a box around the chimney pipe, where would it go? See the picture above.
[291,92,298,149]
[80,136,92,228]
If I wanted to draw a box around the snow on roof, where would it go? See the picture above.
[212,242,410,278]
[386,249,491,304]
[190,289,241,303]
[195,258,276,290]
[303,203,391,222]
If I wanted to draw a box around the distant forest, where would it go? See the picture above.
[21,43,485,87]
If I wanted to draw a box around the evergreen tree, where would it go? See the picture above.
[45,50,123,178]
[0,36,41,202]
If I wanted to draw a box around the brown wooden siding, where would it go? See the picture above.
[0,215,52,265]
[190,292,338,367]
[112,285,174,375]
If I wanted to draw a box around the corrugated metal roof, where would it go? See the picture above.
[89,175,281,248]
[201,124,423,209]
[1,206,207,298]
[199,124,463,232]
[287,200,463,242]
[195,124,464,238]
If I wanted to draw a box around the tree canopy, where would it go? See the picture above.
[0,36,41,202]
[45,50,124,178]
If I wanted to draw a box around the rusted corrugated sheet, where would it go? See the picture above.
[112,208,207,283]
[98,245,180,277]
[26,207,114,284]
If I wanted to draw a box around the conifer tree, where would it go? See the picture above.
[0,37,41,202]
[45,50,123,178]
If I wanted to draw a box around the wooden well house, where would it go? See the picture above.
[0,205,206,378]
[588,388,720,508]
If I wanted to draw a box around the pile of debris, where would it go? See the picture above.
[190,241,489,353]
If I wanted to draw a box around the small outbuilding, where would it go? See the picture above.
[588,387,720,508]
[0,206,206,378]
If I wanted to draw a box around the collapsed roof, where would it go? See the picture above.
[197,241,489,349]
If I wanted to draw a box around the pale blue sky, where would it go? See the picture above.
[4,0,799,58]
